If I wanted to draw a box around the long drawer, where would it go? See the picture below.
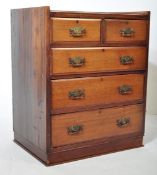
[51,47,147,75]
[51,104,144,147]
[51,74,144,113]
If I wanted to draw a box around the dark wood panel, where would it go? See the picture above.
[11,6,50,152]
[50,10,150,19]
[50,70,146,80]
[50,41,147,48]
[142,13,150,134]
[52,132,143,152]
[51,100,144,115]
[48,136,143,165]
[14,131,143,165]
[14,132,48,164]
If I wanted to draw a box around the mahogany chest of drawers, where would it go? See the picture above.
[11,6,150,165]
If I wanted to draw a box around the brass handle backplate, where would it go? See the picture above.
[69,27,86,37]
[116,118,130,127]
[67,125,83,135]
[69,57,85,67]
[120,28,134,37]
[119,85,132,95]
[120,56,134,65]
[69,89,85,100]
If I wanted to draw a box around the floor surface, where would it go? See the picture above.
[0,114,157,175]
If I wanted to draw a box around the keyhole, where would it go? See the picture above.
[98,110,102,114]
[100,77,104,81]
[124,21,129,25]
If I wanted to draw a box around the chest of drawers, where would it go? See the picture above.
[11,6,150,165]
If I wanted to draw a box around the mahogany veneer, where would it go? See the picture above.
[11,6,150,165]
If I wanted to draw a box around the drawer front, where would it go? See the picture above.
[51,47,147,75]
[51,74,144,112]
[51,18,100,42]
[105,20,147,42]
[52,104,144,147]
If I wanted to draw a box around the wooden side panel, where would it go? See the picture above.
[51,74,144,113]
[51,18,101,42]
[51,47,147,75]
[52,104,144,147]
[11,6,50,152]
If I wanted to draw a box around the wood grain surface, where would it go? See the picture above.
[52,104,144,147]
[51,18,101,42]
[51,74,144,113]
[11,7,150,165]
[105,19,147,42]
[50,10,150,20]
[51,47,147,75]
[11,6,50,152]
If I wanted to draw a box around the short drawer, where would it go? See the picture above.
[51,104,144,147]
[51,18,100,42]
[51,47,147,75]
[51,74,144,113]
[105,19,148,42]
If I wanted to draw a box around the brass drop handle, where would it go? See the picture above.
[119,85,132,95]
[69,57,85,67]
[69,89,85,100]
[69,26,86,37]
[67,125,83,135]
[116,118,130,127]
[120,28,134,37]
[120,56,134,65]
